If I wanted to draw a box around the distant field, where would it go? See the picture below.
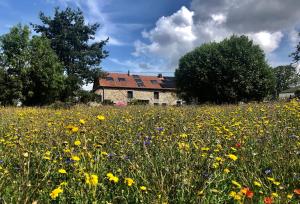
[0,101,299,203]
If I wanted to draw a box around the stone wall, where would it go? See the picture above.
[279,92,294,99]
[95,88,181,105]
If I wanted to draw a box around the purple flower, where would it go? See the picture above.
[108,153,116,159]
[144,140,151,146]
[156,127,164,132]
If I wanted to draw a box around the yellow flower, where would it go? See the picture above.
[267,177,275,182]
[229,191,237,197]
[201,147,210,151]
[58,169,67,174]
[212,162,219,169]
[60,182,68,186]
[50,187,63,200]
[224,168,230,173]
[228,154,238,161]
[180,133,188,138]
[287,194,293,199]
[74,140,81,146]
[124,178,135,186]
[273,181,280,186]
[71,126,79,133]
[178,142,190,151]
[215,157,222,161]
[79,119,85,124]
[101,151,108,156]
[140,186,147,191]
[85,173,98,186]
[97,115,105,121]
[233,194,242,201]
[106,173,114,178]
[71,156,80,161]
[272,192,279,198]
[231,180,242,188]
[106,173,119,183]
[254,181,262,187]
[197,190,204,196]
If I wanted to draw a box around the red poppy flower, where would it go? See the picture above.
[264,197,273,204]
[294,189,300,195]
[236,143,241,148]
[246,189,254,199]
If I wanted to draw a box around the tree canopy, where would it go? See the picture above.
[175,35,275,103]
[291,32,300,63]
[32,7,108,100]
[0,24,64,106]
[273,65,299,96]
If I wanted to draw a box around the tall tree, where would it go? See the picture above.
[291,32,300,63]
[23,36,65,105]
[273,65,299,96]
[0,24,30,105]
[175,35,275,103]
[32,7,108,100]
[0,24,65,106]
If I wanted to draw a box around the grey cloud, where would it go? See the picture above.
[191,0,233,21]
[225,0,300,32]
[190,0,300,33]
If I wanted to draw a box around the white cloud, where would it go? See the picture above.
[133,6,197,69]
[133,1,297,70]
[248,31,284,53]
[289,29,299,47]
[211,13,226,24]
[108,58,163,74]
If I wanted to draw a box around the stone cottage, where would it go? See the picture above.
[94,72,182,105]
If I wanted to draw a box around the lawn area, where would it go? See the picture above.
[0,101,299,203]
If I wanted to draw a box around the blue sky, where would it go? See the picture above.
[0,0,299,79]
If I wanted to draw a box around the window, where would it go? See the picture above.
[176,101,182,106]
[118,78,126,82]
[154,92,159,99]
[106,77,114,81]
[162,103,167,106]
[151,80,158,84]
[127,91,133,99]
[154,103,159,106]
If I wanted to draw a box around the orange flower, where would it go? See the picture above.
[246,190,254,199]
[264,197,273,204]
[241,188,254,199]
[294,189,300,195]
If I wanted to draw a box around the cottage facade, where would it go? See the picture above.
[94,72,182,105]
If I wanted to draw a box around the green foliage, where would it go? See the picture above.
[0,24,64,106]
[295,89,300,98]
[32,7,108,100]
[291,32,300,63]
[0,24,30,105]
[76,90,102,103]
[23,36,65,105]
[175,35,276,103]
[273,65,299,96]
[0,102,299,203]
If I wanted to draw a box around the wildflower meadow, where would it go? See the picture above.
[0,101,299,203]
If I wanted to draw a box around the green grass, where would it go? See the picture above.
[0,101,299,203]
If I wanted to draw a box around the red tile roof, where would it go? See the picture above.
[96,73,176,90]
